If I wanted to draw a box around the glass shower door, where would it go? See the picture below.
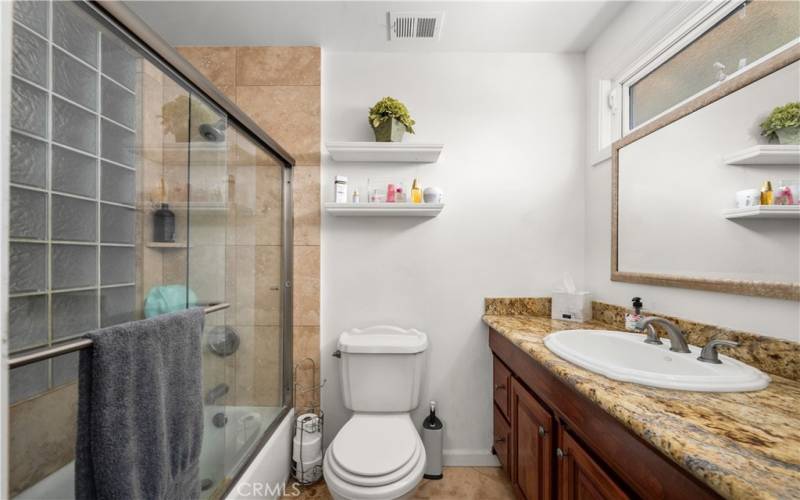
[220,126,286,483]
[184,94,232,497]
[7,2,291,499]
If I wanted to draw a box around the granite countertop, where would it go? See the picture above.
[483,313,800,500]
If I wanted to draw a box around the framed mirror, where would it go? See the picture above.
[612,46,800,300]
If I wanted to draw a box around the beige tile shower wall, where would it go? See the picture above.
[178,46,321,411]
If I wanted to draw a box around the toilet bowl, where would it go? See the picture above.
[324,326,429,500]
[323,414,426,500]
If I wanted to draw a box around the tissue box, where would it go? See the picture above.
[551,291,592,322]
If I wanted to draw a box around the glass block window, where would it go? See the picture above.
[8,0,141,403]
[628,0,800,129]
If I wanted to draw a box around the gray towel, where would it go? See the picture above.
[76,308,205,500]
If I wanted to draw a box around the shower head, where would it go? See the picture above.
[199,119,226,142]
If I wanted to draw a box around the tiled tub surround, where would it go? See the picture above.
[483,298,800,499]
[177,46,321,412]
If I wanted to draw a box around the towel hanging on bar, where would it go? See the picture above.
[75,307,205,499]
[8,303,229,369]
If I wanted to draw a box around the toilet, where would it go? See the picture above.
[324,325,429,500]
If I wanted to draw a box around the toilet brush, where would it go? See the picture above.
[421,400,444,479]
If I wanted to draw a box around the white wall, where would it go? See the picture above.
[321,51,586,462]
[584,3,800,341]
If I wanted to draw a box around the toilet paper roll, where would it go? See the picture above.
[295,413,321,435]
[293,455,323,483]
[293,431,322,462]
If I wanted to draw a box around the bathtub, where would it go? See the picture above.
[15,405,285,500]
[200,405,284,498]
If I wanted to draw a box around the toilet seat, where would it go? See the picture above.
[331,414,418,477]
[324,413,426,499]
[328,440,422,487]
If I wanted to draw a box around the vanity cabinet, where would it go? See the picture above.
[490,329,720,500]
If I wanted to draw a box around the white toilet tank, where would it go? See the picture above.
[337,326,428,412]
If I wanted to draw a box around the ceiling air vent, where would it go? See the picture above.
[388,11,444,41]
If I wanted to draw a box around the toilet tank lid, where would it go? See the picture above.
[338,326,428,354]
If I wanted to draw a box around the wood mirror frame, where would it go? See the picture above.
[611,45,800,301]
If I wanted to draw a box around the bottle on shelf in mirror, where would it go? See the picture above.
[411,178,422,204]
[760,180,773,205]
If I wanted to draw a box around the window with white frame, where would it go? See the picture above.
[597,0,800,153]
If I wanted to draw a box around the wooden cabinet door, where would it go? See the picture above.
[493,355,511,420]
[511,378,553,500]
[493,405,511,474]
[558,430,630,500]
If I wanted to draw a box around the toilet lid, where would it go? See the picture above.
[331,414,419,477]
[327,440,422,487]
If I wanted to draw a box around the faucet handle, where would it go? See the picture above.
[697,339,739,364]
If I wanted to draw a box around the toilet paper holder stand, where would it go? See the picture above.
[292,358,326,485]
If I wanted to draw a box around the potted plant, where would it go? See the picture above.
[368,97,415,142]
[760,102,800,145]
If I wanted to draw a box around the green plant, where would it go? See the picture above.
[760,102,800,139]
[368,97,415,134]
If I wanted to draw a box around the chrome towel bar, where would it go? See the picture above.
[8,303,230,369]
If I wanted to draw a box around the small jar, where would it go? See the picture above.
[395,184,407,203]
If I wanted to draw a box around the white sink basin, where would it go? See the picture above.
[543,330,770,392]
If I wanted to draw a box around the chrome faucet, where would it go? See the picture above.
[640,317,691,353]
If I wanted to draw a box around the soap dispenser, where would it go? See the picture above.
[625,297,644,331]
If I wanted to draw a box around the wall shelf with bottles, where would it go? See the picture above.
[724,145,800,166]
[324,202,444,217]
[326,142,444,163]
[723,205,800,219]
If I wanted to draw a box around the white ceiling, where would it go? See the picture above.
[125,1,630,53]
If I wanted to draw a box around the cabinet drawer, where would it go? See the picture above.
[493,355,511,419]
[493,405,511,474]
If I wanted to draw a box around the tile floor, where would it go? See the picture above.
[282,467,515,499]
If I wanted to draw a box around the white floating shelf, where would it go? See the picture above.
[723,205,800,219]
[145,242,189,249]
[148,202,229,213]
[325,202,444,217]
[724,145,800,166]
[327,142,444,163]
